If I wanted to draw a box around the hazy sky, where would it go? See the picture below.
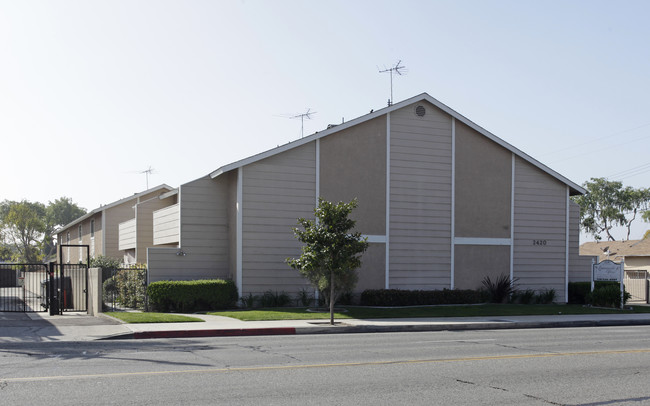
[1,1,649,240]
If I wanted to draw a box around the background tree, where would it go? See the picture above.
[0,197,86,263]
[287,198,369,325]
[572,178,650,241]
[42,197,87,259]
[0,200,47,263]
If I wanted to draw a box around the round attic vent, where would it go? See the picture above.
[415,105,426,117]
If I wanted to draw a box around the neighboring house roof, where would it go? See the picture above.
[580,239,650,262]
[208,92,586,195]
[54,184,174,235]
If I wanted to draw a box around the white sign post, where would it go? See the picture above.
[591,259,625,309]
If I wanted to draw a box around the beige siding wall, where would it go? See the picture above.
[455,121,511,238]
[104,200,137,261]
[320,116,387,234]
[454,245,511,290]
[147,176,230,282]
[356,243,386,292]
[513,157,568,301]
[227,170,238,282]
[57,213,103,263]
[624,257,650,271]
[569,201,592,282]
[118,219,136,250]
[389,101,452,289]
[153,204,180,245]
[136,194,176,263]
[242,143,316,296]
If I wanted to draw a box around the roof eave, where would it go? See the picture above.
[209,92,586,195]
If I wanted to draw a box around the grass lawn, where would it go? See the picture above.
[209,304,650,321]
[105,312,205,323]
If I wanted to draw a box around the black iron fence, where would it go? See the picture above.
[102,266,148,311]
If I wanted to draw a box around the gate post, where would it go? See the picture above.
[48,262,58,316]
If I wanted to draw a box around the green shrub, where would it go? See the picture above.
[482,274,517,303]
[568,282,591,304]
[240,293,257,309]
[360,288,483,307]
[513,289,536,304]
[296,288,313,307]
[147,279,238,312]
[588,284,630,308]
[259,290,292,307]
[535,288,556,304]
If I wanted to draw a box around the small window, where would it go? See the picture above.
[66,232,70,244]
[78,225,83,241]
[90,219,95,238]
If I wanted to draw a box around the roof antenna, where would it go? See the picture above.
[139,166,155,189]
[378,60,407,106]
[290,108,316,138]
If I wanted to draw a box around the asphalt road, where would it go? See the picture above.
[2,326,650,405]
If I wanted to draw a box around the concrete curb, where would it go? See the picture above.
[99,318,650,340]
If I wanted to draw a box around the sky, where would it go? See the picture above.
[1,0,649,241]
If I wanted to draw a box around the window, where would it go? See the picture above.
[90,219,95,238]
[78,225,83,241]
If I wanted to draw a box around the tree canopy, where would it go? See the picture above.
[287,198,369,325]
[572,177,650,241]
[0,197,86,263]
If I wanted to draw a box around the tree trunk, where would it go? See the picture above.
[329,268,335,325]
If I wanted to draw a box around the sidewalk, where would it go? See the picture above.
[3,311,650,342]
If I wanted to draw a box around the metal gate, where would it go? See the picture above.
[0,262,88,313]
[624,270,648,304]
[0,263,48,312]
[48,262,88,314]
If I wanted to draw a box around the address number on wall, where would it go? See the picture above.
[532,240,548,246]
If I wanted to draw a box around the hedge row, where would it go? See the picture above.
[360,288,485,307]
[147,279,238,312]
[568,281,630,307]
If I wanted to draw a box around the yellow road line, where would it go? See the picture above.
[4,348,650,383]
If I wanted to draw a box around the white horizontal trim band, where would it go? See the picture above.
[364,235,386,243]
[454,237,512,246]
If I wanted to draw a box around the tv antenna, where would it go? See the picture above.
[139,166,155,189]
[290,108,316,138]
[378,60,407,106]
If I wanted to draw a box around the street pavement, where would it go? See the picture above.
[3,309,650,342]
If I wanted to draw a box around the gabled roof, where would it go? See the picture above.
[580,239,650,261]
[209,92,586,195]
[55,184,174,235]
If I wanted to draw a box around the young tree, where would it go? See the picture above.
[287,198,369,325]
[572,178,650,241]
